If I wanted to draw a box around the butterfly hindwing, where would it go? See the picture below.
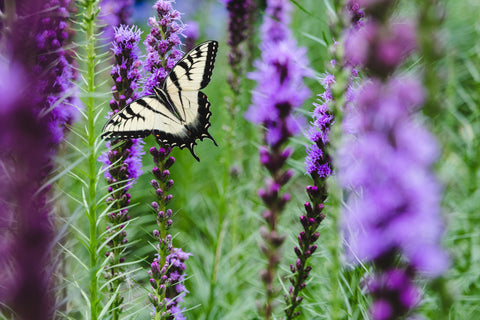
[153,91,217,161]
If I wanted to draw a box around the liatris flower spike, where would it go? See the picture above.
[339,1,448,319]
[99,24,145,319]
[246,0,311,318]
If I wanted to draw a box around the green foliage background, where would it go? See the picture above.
[26,0,480,319]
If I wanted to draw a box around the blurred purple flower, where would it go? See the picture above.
[99,0,134,42]
[35,0,79,146]
[184,20,199,52]
[245,40,311,146]
[0,0,77,318]
[341,77,448,274]
[345,20,417,77]
[260,0,292,44]
[246,0,311,317]
[143,0,185,94]
[367,267,421,320]
[347,0,365,28]
[339,3,448,318]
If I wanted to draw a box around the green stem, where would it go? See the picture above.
[81,0,100,319]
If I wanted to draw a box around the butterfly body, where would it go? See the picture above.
[102,40,218,161]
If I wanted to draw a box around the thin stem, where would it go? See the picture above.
[80,0,101,319]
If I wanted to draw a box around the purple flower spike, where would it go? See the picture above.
[143,5,190,316]
[246,0,311,318]
[222,0,255,93]
[339,2,448,319]
[98,23,145,317]
[148,130,189,318]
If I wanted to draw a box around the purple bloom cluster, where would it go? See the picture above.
[100,25,144,187]
[109,25,144,111]
[184,20,199,52]
[148,248,191,320]
[100,24,145,202]
[143,0,185,94]
[341,77,447,274]
[35,0,79,146]
[246,0,311,318]
[99,0,134,42]
[345,20,416,78]
[305,75,336,178]
[0,0,76,318]
[339,1,448,319]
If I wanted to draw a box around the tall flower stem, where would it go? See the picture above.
[79,0,102,318]
[142,2,190,319]
[99,25,144,320]
[246,1,311,318]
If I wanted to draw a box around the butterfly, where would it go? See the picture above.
[102,40,218,161]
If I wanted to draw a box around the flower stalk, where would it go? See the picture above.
[99,24,145,320]
[142,2,191,319]
[284,75,335,318]
[245,0,311,318]
[77,0,103,318]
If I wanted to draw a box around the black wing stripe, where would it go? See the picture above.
[177,61,192,81]
[136,98,178,123]
[200,41,217,89]
[125,104,144,120]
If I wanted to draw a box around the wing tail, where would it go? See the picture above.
[187,145,201,162]
[201,132,217,146]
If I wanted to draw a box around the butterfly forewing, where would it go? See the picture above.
[165,41,218,93]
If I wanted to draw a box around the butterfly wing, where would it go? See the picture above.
[102,95,184,140]
[156,40,218,160]
[102,40,219,162]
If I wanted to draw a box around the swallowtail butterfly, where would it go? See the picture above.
[102,40,218,161]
